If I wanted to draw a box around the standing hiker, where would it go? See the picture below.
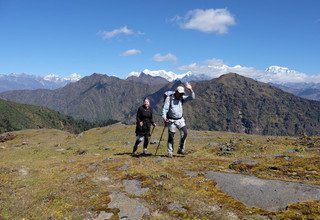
[162,82,195,158]
[132,97,156,156]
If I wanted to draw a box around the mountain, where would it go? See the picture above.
[127,69,188,82]
[126,72,169,86]
[181,73,320,135]
[125,66,320,102]
[0,98,103,134]
[271,82,320,101]
[2,73,320,136]
[0,73,81,92]
[0,73,160,122]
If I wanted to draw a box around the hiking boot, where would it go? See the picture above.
[132,151,138,156]
[168,152,173,158]
[143,148,148,155]
[177,149,186,155]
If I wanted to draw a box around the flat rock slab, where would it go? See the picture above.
[123,179,150,196]
[108,192,149,219]
[205,171,320,211]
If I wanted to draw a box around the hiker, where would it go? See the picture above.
[132,97,156,156]
[162,82,195,158]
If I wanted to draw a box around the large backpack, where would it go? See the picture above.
[163,91,175,103]
[163,90,184,107]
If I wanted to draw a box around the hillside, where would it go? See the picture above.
[0,124,319,219]
[151,73,320,136]
[2,73,320,136]
[0,98,116,134]
[0,73,160,122]
[192,73,320,135]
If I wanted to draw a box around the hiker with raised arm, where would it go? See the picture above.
[132,97,156,156]
[162,82,195,158]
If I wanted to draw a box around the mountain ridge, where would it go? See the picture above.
[1,73,320,136]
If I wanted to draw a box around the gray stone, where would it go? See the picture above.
[230,159,258,167]
[87,163,98,172]
[108,192,149,219]
[185,171,199,178]
[167,202,187,213]
[207,142,220,148]
[95,211,113,220]
[123,179,149,196]
[205,171,320,211]
[0,132,16,142]
[118,163,129,171]
[150,140,159,144]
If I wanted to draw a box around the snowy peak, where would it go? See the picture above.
[127,69,189,82]
[0,73,82,92]
[44,73,81,82]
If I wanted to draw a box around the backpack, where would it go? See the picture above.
[163,91,175,103]
[163,90,183,106]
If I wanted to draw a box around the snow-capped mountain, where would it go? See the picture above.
[0,73,81,92]
[127,69,189,82]
[43,73,81,83]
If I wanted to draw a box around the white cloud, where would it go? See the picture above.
[153,53,177,62]
[120,49,141,56]
[172,8,235,34]
[98,26,140,39]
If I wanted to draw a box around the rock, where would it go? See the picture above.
[19,166,29,177]
[70,173,88,182]
[205,171,320,211]
[207,142,220,148]
[123,179,149,196]
[95,211,113,220]
[159,173,171,179]
[74,149,87,155]
[118,163,129,171]
[87,163,98,172]
[153,157,165,163]
[167,202,187,213]
[150,140,159,145]
[98,146,110,151]
[108,192,149,219]
[0,132,16,142]
[102,157,113,162]
[185,171,199,178]
[0,167,17,174]
[229,159,259,172]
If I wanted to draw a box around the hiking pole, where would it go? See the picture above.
[147,125,155,147]
[155,124,166,156]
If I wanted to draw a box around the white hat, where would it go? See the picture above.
[176,86,185,94]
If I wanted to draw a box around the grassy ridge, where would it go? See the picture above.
[0,124,319,219]
[0,98,117,134]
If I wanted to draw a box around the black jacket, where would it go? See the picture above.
[135,105,154,136]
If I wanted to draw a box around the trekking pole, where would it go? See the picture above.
[147,125,155,147]
[155,124,166,156]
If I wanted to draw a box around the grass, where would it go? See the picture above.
[0,124,319,219]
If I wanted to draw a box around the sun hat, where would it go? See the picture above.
[176,86,185,94]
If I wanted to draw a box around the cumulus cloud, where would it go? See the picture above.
[172,8,235,34]
[120,49,141,56]
[178,59,320,84]
[98,26,141,39]
[153,53,177,62]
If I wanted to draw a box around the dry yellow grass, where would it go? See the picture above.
[0,124,319,219]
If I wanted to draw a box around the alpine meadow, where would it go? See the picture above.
[1,1,320,219]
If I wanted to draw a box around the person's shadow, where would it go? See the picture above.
[113,152,185,158]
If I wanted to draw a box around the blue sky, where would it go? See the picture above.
[1,0,320,80]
